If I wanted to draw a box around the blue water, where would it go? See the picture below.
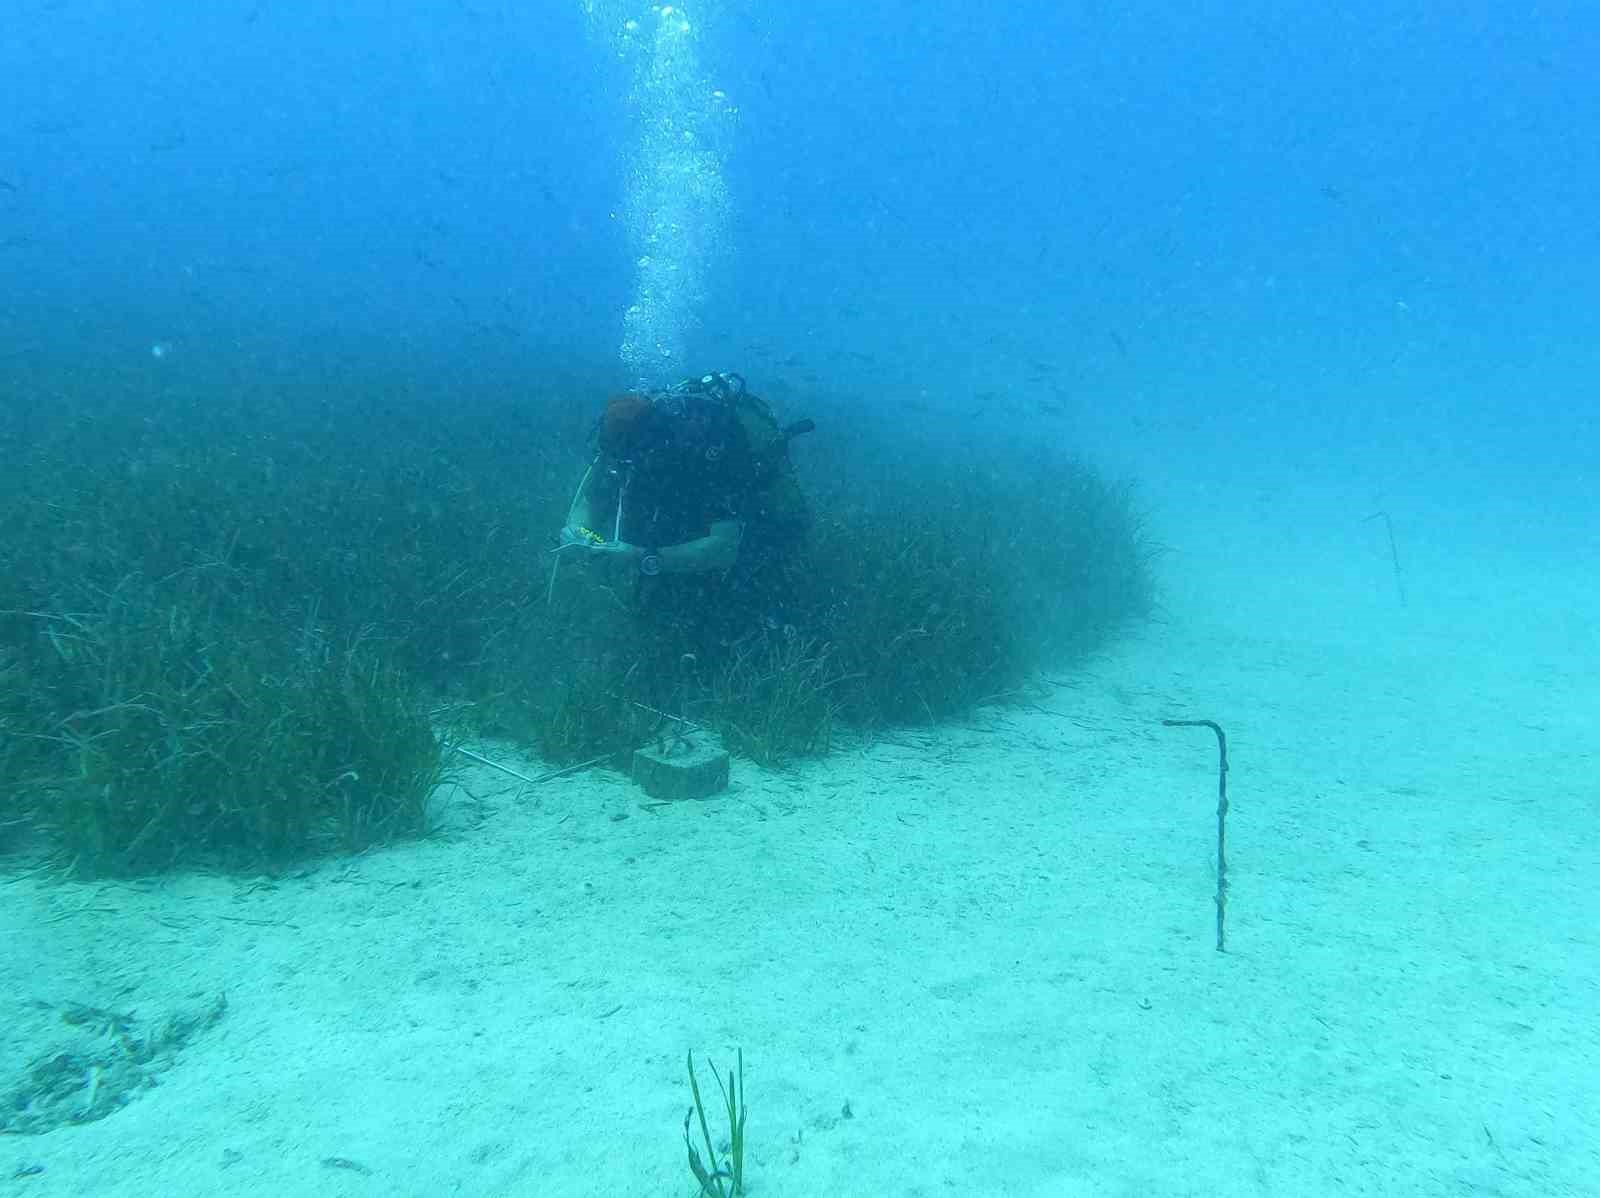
[6,3,1595,497]
[4,1,1596,1191]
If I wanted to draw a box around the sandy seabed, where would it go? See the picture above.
[4,501,1597,1198]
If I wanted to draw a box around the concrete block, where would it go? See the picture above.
[631,730,730,801]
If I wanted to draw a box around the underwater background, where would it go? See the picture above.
[6,2,1596,500]
[3,1,1596,1194]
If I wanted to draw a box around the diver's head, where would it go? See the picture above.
[597,392,657,460]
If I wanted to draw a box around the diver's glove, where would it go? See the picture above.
[558,529,643,571]
[558,524,606,550]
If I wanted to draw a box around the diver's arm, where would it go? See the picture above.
[649,520,744,574]
[573,507,741,574]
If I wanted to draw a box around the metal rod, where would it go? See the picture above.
[617,696,703,730]
[452,746,613,787]
[1161,718,1230,953]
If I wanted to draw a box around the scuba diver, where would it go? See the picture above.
[554,371,814,648]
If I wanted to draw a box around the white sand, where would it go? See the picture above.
[5,486,1597,1196]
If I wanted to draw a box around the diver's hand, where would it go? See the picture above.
[557,524,604,550]
[586,540,643,566]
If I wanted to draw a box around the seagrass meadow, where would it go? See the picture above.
[0,342,1155,876]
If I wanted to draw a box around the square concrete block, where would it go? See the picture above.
[631,730,730,801]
